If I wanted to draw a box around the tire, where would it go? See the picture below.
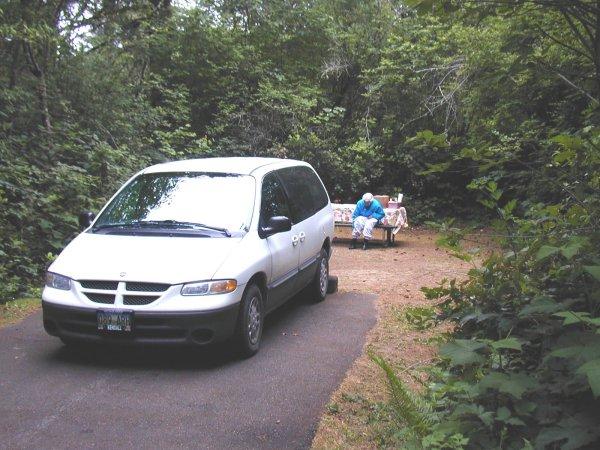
[308,248,329,303]
[234,284,264,358]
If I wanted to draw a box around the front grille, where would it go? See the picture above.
[126,282,170,292]
[79,280,118,290]
[77,280,168,305]
[84,293,115,304]
[123,295,159,306]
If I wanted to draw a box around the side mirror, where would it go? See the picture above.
[79,211,96,230]
[259,216,292,238]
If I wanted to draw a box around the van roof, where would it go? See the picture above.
[141,157,308,176]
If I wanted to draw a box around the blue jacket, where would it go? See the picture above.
[352,199,385,221]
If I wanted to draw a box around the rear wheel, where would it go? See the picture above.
[308,248,329,303]
[234,284,264,357]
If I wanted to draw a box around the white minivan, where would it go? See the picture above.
[42,157,334,356]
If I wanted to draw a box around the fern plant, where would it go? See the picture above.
[370,354,434,438]
[370,353,470,449]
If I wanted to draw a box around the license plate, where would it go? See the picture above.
[97,310,133,332]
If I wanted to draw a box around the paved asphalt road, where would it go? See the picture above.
[0,291,376,449]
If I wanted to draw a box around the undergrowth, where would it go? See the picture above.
[0,297,40,328]
[372,132,600,449]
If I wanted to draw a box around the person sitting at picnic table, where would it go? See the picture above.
[349,193,385,250]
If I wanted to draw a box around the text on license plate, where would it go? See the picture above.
[97,310,133,332]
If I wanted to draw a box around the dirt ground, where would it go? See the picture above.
[311,228,477,449]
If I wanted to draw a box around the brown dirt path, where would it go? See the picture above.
[312,228,475,449]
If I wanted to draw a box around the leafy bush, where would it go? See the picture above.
[375,129,600,448]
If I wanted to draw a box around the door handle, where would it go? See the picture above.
[299,231,306,242]
[292,235,299,246]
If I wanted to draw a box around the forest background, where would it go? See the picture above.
[1,1,599,447]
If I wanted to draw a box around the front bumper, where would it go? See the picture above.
[42,301,239,346]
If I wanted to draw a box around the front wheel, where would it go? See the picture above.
[234,284,264,358]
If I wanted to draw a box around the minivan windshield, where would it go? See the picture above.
[92,172,255,236]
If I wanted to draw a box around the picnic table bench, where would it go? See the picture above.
[334,221,397,246]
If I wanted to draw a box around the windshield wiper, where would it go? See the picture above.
[194,223,231,237]
[139,220,231,237]
[139,220,195,228]
[91,220,231,236]
[91,222,141,232]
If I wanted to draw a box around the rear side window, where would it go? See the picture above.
[278,166,329,223]
[260,173,291,227]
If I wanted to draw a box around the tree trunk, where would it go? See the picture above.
[23,41,52,132]
[9,42,21,88]
[37,71,52,133]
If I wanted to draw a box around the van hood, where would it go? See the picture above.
[49,232,242,285]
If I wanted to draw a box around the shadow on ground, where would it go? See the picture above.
[44,290,316,371]
[332,237,409,249]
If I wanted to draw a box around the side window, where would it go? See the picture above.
[278,166,329,223]
[260,173,291,227]
[303,167,329,211]
[278,167,313,223]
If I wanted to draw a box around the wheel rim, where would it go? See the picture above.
[247,296,261,345]
[319,258,328,296]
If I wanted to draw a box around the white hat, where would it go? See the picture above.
[362,193,373,202]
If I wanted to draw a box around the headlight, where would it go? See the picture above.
[181,279,237,296]
[45,272,71,290]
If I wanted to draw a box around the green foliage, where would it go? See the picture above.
[439,339,487,366]
[382,123,600,447]
[405,306,438,330]
[370,5,600,442]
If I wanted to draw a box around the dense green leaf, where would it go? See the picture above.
[576,359,600,397]
[553,311,591,325]
[478,372,539,399]
[440,339,487,366]
[536,245,560,261]
[496,406,511,421]
[491,338,522,351]
[535,416,600,450]
[560,237,586,259]
[518,297,560,317]
[584,266,600,281]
